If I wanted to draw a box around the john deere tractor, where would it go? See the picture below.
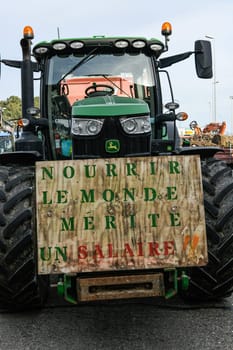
[1,23,233,309]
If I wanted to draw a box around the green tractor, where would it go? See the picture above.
[0,23,233,309]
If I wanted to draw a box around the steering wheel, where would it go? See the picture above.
[85,83,114,97]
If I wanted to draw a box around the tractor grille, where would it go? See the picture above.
[72,117,151,158]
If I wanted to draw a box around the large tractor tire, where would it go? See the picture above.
[0,165,48,309]
[182,158,233,300]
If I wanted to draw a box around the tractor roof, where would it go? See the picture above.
[33,36,164,60]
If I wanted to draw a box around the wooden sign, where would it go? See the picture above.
[36,155,207,274]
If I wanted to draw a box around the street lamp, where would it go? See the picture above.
[205,35,218,122]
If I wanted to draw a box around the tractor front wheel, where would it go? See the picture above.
[182,158,233,300]
[0,165,48,310]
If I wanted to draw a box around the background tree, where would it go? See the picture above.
[0,96,40,121]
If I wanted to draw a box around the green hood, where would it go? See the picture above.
[72,96,149,117]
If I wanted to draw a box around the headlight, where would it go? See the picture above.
[150,43,163,51]
[70,41,84,49]
[114,40,129,48]
[120,116,151,134]
[72,118,104,136]
[52,42,67,51]
[34,46,49,54]
[132,40,146,49]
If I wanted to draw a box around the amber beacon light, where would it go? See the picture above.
[23,26,34,39]
[161,22,172,36]
[161,22,172,51]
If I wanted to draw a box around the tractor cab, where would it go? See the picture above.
[33,37,165,160]
[1,24,212,163]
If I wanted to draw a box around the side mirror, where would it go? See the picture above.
[195,40,213,78]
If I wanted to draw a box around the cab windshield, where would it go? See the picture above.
[47,53,155,105]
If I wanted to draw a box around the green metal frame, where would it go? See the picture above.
[165,269,190,299]
[57,275,77,304]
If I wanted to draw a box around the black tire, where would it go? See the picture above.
[181,158,233,300]
[0,165,48,309]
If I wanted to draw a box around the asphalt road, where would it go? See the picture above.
[0,289,233,350]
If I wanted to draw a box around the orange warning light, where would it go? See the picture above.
[17,119,24,127]
[23,26,34,39]
[161,22,172,36]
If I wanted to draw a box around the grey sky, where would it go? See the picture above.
[1,0,233,130]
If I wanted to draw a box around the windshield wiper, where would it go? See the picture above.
[102,74,132,97]
[56,47,98,86]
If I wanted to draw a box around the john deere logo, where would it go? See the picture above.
[105,139,120,153]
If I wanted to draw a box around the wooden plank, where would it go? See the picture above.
[36,155,207,274]
[77,274,165,301]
